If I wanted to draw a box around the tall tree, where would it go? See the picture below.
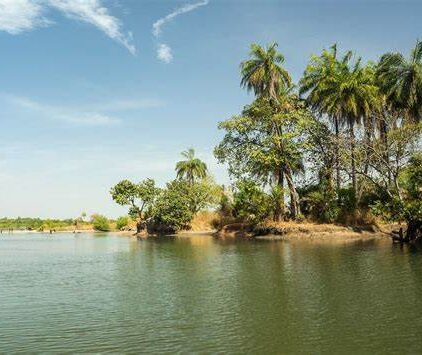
[240,42,294,215]
[326,57,379,198]
[377,39,422,122]
[110,179,159,233]
[301,47,379,199]
[175,148,208,184]
[240,42,292,102]
[299,44,352,191]
[215,97,311,219]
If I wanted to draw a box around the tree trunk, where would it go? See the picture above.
[136,221,143,234]
[334,117,341,192]
[349,125,357,203]
[136,212,146,234]
[364,119,372,175]
[406,219,422,242]
[379,115,390,184]
[285,167,300,219]
[274,168,284,221]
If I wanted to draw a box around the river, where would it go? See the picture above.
[1,233,422,353]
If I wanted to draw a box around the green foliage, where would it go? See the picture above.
[218,190,233,217]
[215,97,310,182]
[0,217,74,231]
[401,154,422,200]
[187,177,222,214]
[232,179,270,223]
[215,94,315,219]
[268,185,285,221]
[377,40,422,121]
[116,216,130,230]
[175,148,208,184]
[300,45,380,127]
[108,41,422,235]
[110,179,159,219]
[148,178,222,233]
[337,187,357,212]
[91,214,110,232]
[372,153,422,224]
[300,184,339,223]
[150,180,194,233]
[240,42,292,100]
[110,174,221,233]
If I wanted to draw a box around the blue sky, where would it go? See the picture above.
[0,0,421,218]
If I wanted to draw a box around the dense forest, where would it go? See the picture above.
[111,41,422,242]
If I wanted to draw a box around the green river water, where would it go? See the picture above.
[1,233,422,353]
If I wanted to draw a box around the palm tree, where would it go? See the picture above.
[175,148,207,184]
[300,47,379,198]
[240,42,292,102]
[377,39,422,122]
[240,43,292,216]
[322,57,380,197]
[299,44,352,191]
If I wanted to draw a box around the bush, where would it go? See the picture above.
[148,180,194,234]
[116,216,130,230]
[304,190,339,223]
[218,191,233,217]
[91,214,110,232]
[372,154,422,240]
[232,179,270,223]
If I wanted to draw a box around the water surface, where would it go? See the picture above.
[1,233,422,353]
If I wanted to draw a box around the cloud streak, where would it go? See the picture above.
[152,0,208,37]
[152,0,209,63]
[48,0,136,55]
[5,95,120,126]
[0,0,135,54]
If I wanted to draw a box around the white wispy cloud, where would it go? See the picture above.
[152,0,209,37]
[0,0,50,34]
[157,43,173,63]
[6,95,120,126]
[2,94,165,126]
[0,0,135,54]
[47,0,136,55]
[152,0,209,63]
[92,98,164,111]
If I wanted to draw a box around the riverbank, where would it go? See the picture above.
[215,221,391,242]
[2,222,394,244]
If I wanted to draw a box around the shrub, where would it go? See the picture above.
[148,180,194,233]
[372,154,422,240]
[304,189,339,223]
[91,214,110,232]
[116,216,130,230]
[232,179,270,224]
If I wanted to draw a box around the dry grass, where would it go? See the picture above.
[189,211,220,232]
[216,218,387,242]
[262,220,356,233]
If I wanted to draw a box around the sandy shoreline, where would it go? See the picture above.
[1,225,392,244]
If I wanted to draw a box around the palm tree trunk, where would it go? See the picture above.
[364,118,372,175]
[275,168,284,221]
[349,124,357,202]
[379,114,390,184]
[334,116,341,192]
